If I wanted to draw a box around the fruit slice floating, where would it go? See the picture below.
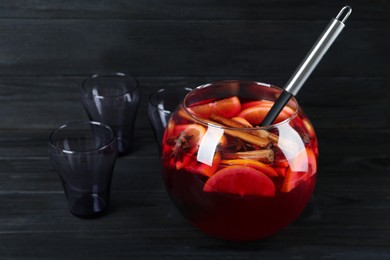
[220,159,278,177]
[237,104,291,126]
[188,96,241,119]
[203,165,275,197]
[174,154,193,170]
[280,168,309,193]
[241,100,295,116]
[217,134,228,149]
[214,96,242,118]
[230,117,253,127]
[280,147,317,192]
[306,148,317,176]
[170,124,206,169]
[290,147,317,176]
[241,100,274,110]
[272,157,290,177]
[275,167,287,177]
[185,152,221,177]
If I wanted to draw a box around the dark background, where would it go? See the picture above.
[0,0,389,259]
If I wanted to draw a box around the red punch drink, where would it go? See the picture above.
[161,81,318,241]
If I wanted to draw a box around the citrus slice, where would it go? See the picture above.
[275,167,287,177]
[242,100,295,114]
[241,100,273,110]
[187,100,214,118]
[273,159,289,168]
[171,124,206,169]
[213,96,241,118]
[280,168,309,193]
[220,159,278,177]
[280,147,317,192]
[289,147,317,175]
[188,96,241,118]
[272,158,289,177]
[217,134,228,149]
[237,105,290,125]
[175,154,193,170]
[306,148,317,176]
[203,165,275,197]
[185,152,221,177]
[230,117,253,127]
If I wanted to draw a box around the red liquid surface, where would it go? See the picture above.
[162,96,318,241]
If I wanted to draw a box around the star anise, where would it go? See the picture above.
[170,134,194,163]
[166,136,177,146]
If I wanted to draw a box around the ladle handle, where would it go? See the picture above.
[285,6,352,96]
[260,6,352,126]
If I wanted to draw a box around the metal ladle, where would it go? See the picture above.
[260,6,352,126]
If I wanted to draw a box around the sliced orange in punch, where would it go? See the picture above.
[241,100,274,110]
[203,165,275,197]
[171,124,206,169]
[280,147,317,192]
[230,117,253,127]
[188,96,241,119]
[185,152,221,177]
[237,105,290,126]
[220,159,278,177]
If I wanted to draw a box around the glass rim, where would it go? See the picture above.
[49,121,116,154]
[182,80,300,130]
[81,72,139,98]
[149,87,193,115]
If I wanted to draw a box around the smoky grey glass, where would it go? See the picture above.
[48,121,117,218]
[82,73,140,156]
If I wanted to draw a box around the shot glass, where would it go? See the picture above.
[48,121,117,218]
[148,87,192,150]
[81,73,140,156]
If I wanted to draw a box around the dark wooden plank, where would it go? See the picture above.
[0,20,387,77]
[0,128,160,159]
[0,156,164,192]
[0,76,388,131]
[0,195,388,260]
[0,0,388,21]
[1,232,389,260]
[0,152,388,258]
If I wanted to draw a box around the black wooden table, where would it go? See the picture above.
[0,1,389,259]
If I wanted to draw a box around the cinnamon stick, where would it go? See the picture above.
[221,149,275,164]
[256,127,279,143]
[209,114,247,128]
[209,113,279,143]
[178,109,271,148]
[222,128,270,148]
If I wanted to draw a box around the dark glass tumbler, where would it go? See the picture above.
[148,87,192,151]
[49,121,117,218]
[82,73,140,156]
